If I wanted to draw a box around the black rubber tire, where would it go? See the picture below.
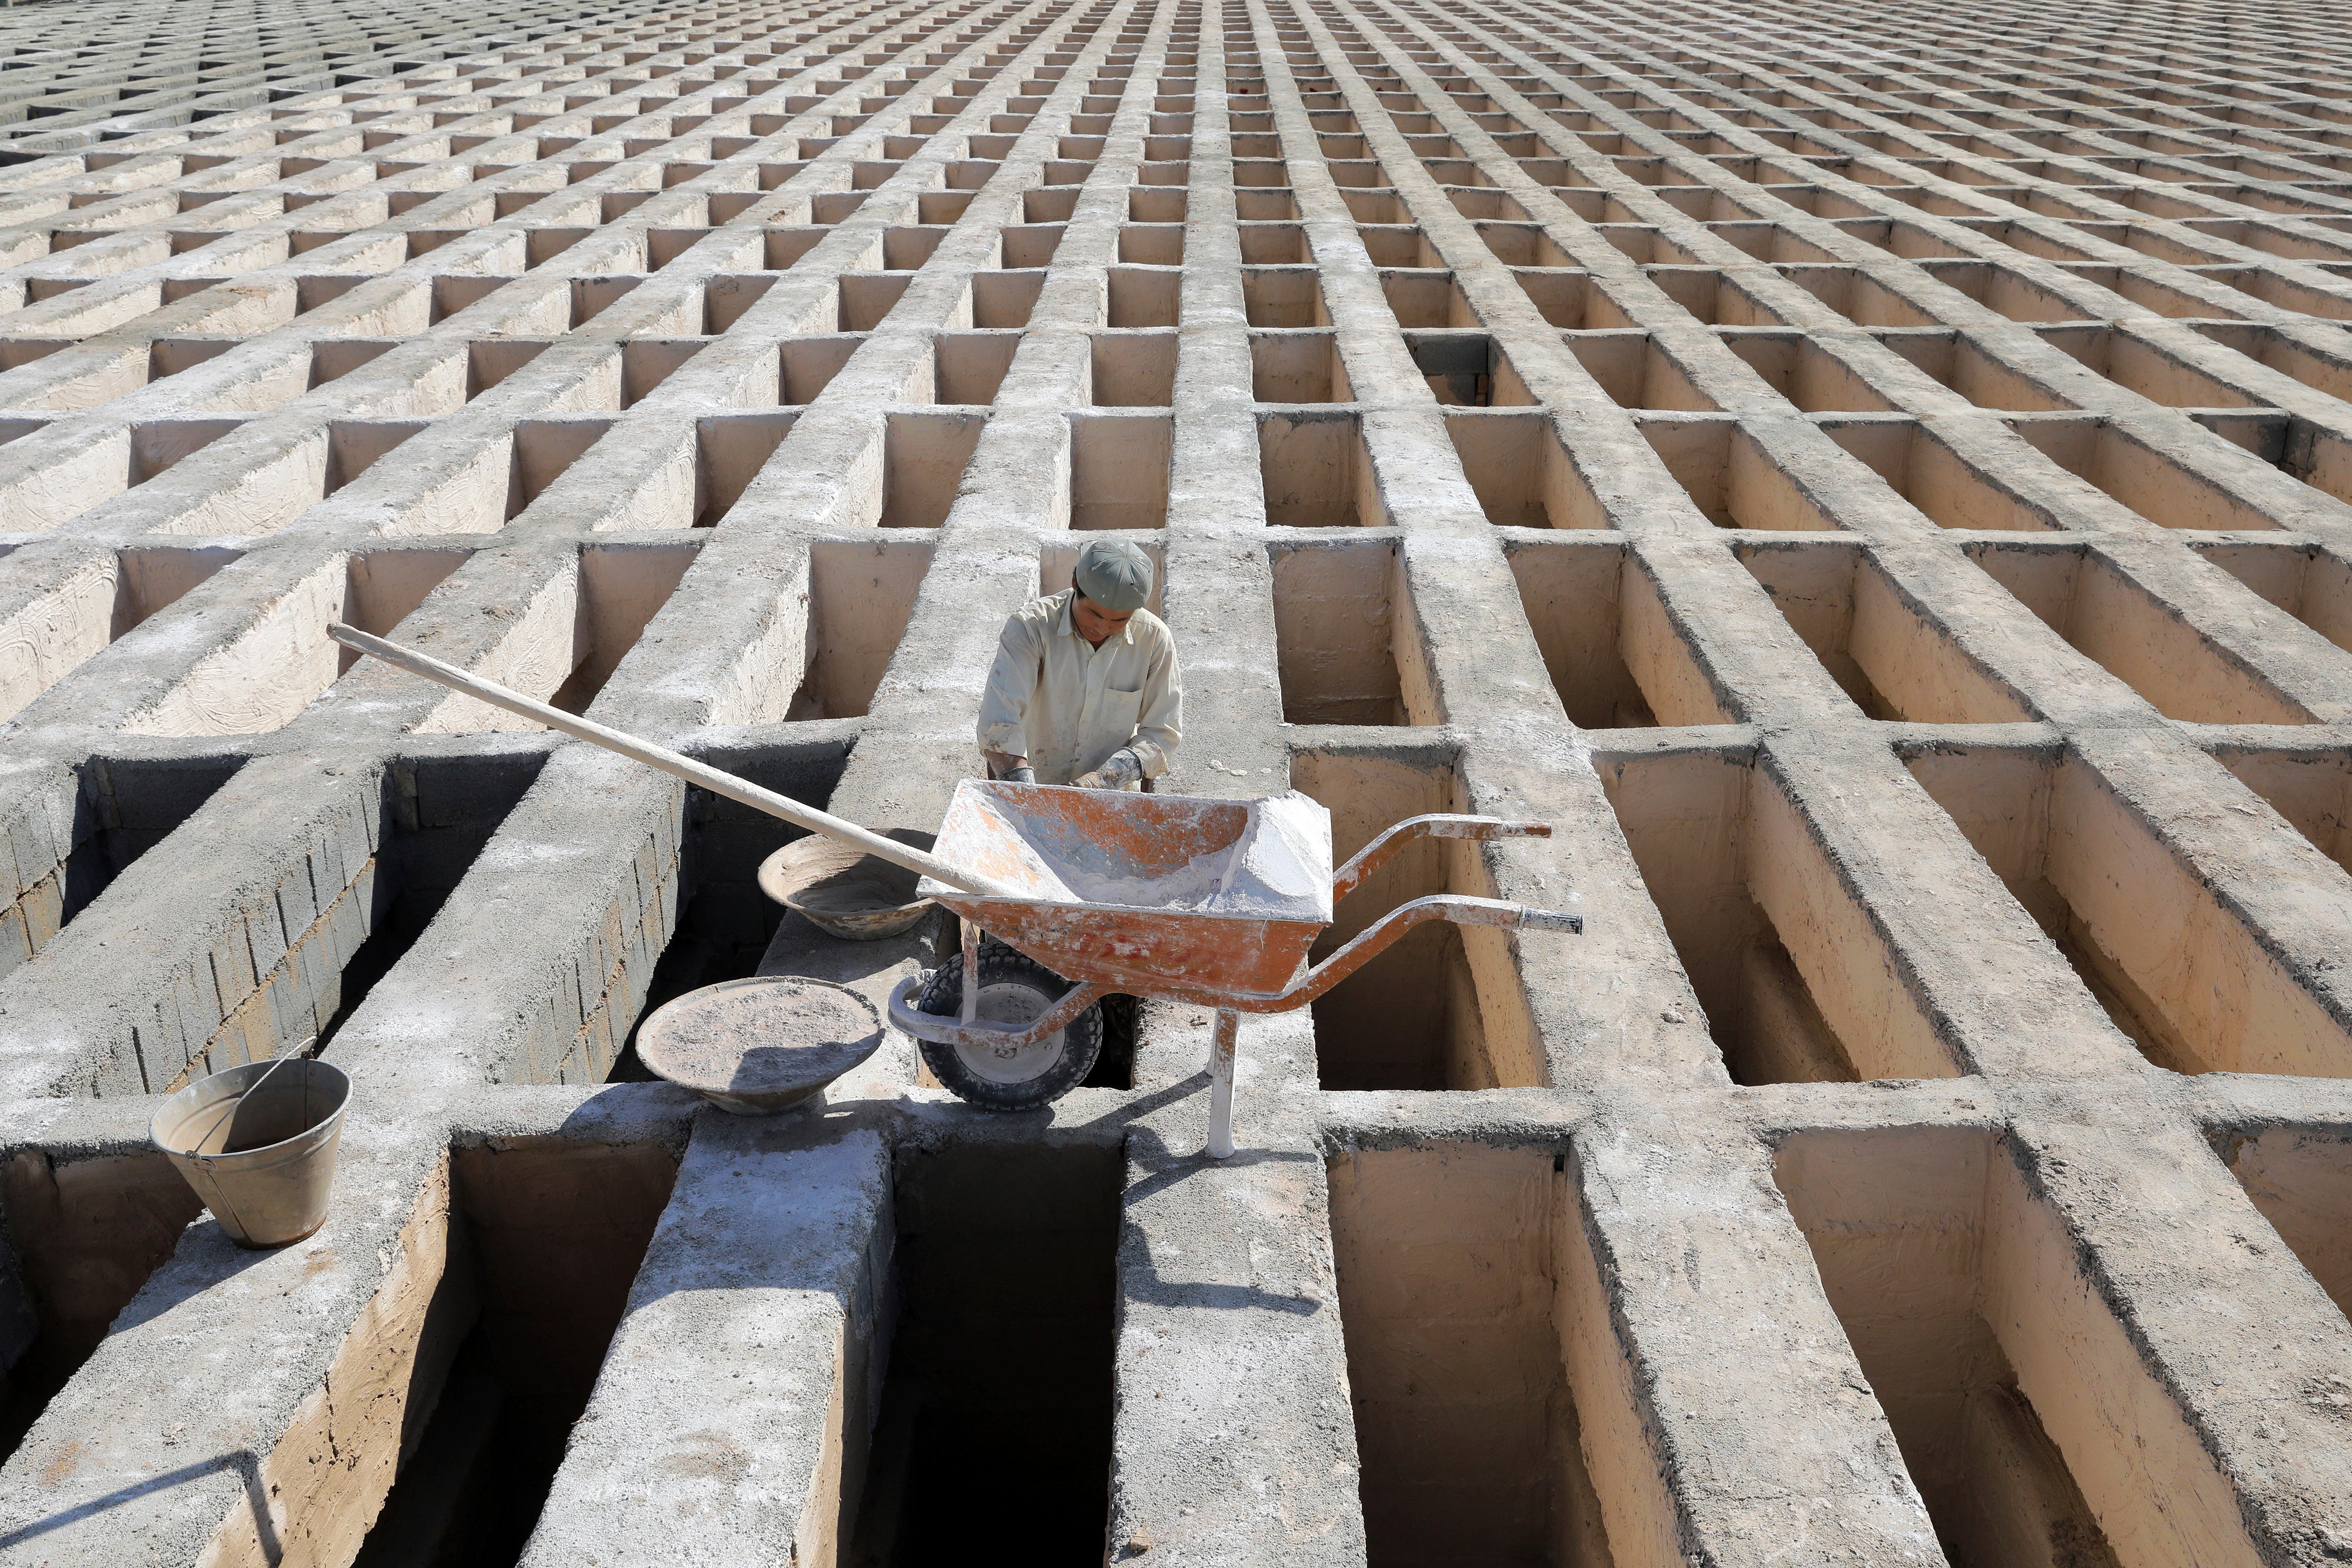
[914,947,1103,1111]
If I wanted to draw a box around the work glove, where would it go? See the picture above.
[1074,748,1143,791]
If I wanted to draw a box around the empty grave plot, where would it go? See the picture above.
[846,1143,1120,1566]
[781,537,931,721]
[1268,538,1428,727]
[121,550,466,737]
[1776,1129,2198,1568]
[0,1144,204,1462]
[1565,330,1719,411]
[1598,747,1956,1083]
[2002,413,2291,532]
[1446,411,1608,529]
[1505,537,1734,727]
[1738,539,2032,722]
[247,752,546,1083]
[1261,411,1387,527]
[1905,744,2352,1076]
[2195,539,2352,655]
[1818,418,2073,533]
[2224,1124,2352,1325]
[2218,744,2352,880]
[1328,1144,1617,1567]
[0,754,236,982]
[352,1137,681,1566]
[1292,747,1544,1089]
[0,545,233,724]
[1635,414,1854,531]
[410,545,699,732]
[1068,410,1171,528]
[1964,542,2317,723]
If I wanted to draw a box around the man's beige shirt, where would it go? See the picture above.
[977,590,1183,785]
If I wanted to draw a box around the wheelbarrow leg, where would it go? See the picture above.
[1206,1009,1239,1160]
[959,917,980,1026]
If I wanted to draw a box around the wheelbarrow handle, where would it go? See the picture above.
[1332,814,1554,902]
[1276,895,1583,1007]
[326,622,1018,898]
[1062,894,1587,1016]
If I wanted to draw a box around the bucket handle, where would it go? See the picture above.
[190,1035,315,1153]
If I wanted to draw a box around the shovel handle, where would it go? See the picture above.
[327,623,1014,898]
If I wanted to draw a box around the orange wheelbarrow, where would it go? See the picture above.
[887,780,1582,1156]
[324,627,1583,1158]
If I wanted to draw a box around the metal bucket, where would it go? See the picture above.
[150,1058,351,1248]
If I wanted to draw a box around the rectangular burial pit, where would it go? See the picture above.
[351,1137,679,1567]
[1773,1127,2240,1568]
[2216,744,2352,880]
[1269,538,1434,726]
[873,411,986,529]
[122,549,466,737]
[1715,330,1899,412]
[2191,540,2352,657]
[689,411,801,527]
[1089,328,1177,406]
[1597,748,1956,1083]
[1506,538,1738,727]
[1327,1143,1617,1568]
[1445,411,1606,529]
[782,537,931,721]
[2003,413,2285,532]
[1565,330,1721,411]
[0,754,237,984]
[113,419,425,540]
[1737,540,2034,722]
[411,544,698,732]
[1290,748,1544,1089]
[1869,329,2077,413]
[846,1142,1119,1567]
[1903,745,2352,1076]
[1633,415,1848,531]
[0,544,236,723]
[929,330,1019,405]
[1252,329,1353,402]
[1819,418,2065,532]
[1260,411,1386,527]
[215,750,547,1081]
[1964,541,2313,724]
[0,1143,205,1462]
[2223,1124,2352,1327]
[1068,411,1171,529]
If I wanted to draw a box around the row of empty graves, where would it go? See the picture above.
[2,0,2352,1562]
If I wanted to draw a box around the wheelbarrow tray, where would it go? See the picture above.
[915,780,1334,998]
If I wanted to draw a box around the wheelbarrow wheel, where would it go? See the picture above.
[914,947,1103,1111]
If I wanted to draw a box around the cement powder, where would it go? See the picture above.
[1205,793,1331,919]
[983,792,1332,920]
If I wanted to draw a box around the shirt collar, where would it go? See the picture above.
[1056,590,1135,646]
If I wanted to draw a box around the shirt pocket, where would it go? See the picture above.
[1099,686,1143,733]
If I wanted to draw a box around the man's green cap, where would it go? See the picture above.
[1074,538,1153,613]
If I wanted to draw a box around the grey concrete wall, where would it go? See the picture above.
[0,0,2349,1563]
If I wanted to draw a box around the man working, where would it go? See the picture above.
[977,538,1182,789]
